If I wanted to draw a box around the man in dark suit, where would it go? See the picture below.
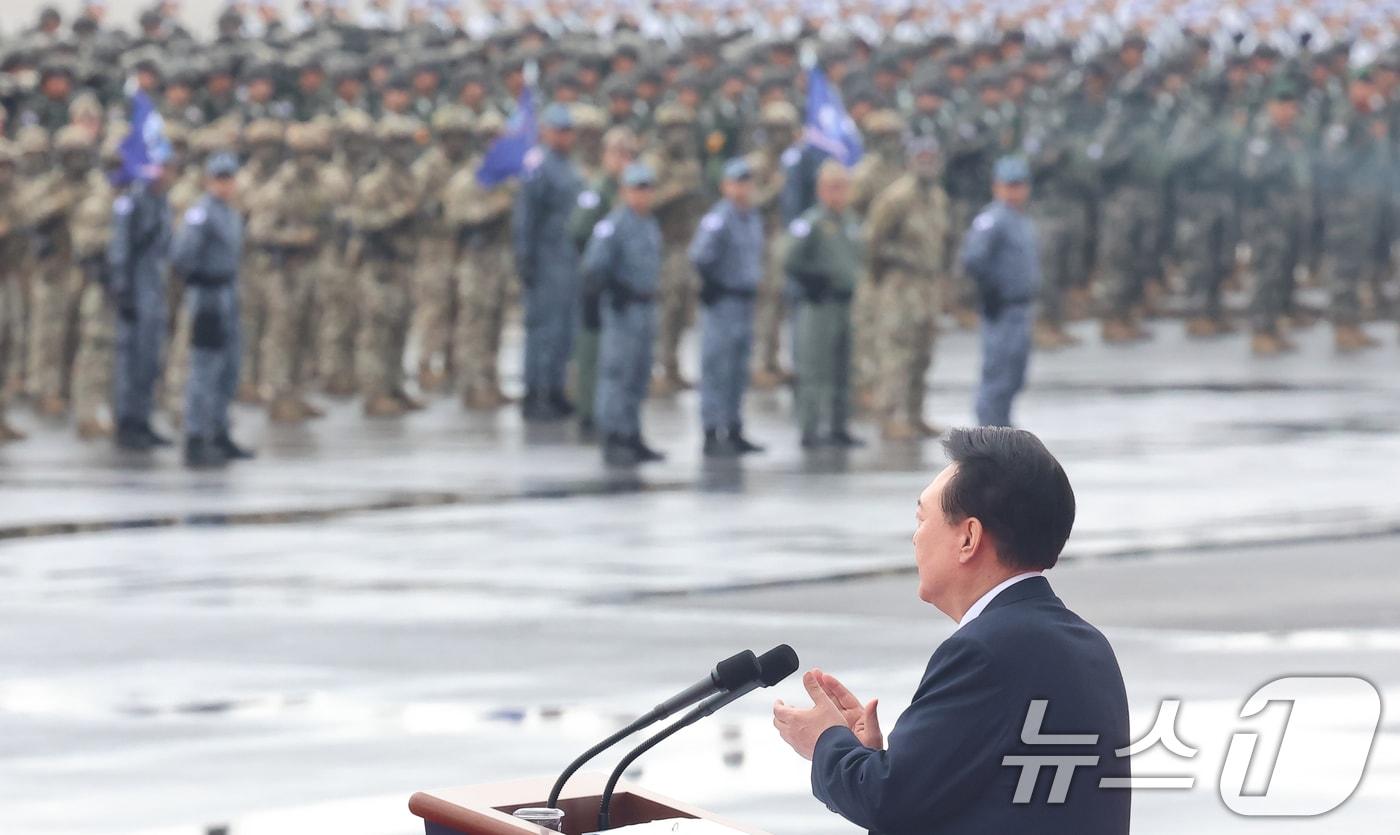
[774,426,1131,834]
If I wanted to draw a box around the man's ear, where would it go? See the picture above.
[957,517,982,565]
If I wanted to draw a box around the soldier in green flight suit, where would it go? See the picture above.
[783,161,865,450]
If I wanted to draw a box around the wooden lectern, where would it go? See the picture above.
[409,773,774,835]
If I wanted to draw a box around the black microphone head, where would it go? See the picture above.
[756,644,800,686]
[714,649,761,690]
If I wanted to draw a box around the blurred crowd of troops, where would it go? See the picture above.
[2,0,1400,451]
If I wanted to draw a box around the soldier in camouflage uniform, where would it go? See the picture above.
[1024,96,1094,348]
[69,132,116,439]
[233,118,286,403]
[446,110,515,410]
[320,108,375,396]
[1317,69,1392,352]
[1093,71,1170,343]
[644,102,706,395]
[747,101,799,390]
[1241,83,1312,355]
[412,105,475,392]
[350,115,423,417]
[1169,82,1247,339]
[0,141,23,442]
[23,125,95,417]
[865,139,949,440]
[849,109,907,412]
[253,121,344,422]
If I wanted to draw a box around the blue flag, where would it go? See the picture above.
[114,88,172,187]
[801,67,863,166]
[476,87,537,187]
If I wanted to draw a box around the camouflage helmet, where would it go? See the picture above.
[862,109,905,134]
[570,103,607,132]
[655,102,696,127]
[68,90,103,122]
[431,104,475,134]
[243,118,285,146]
[55,124,96,152]
[286,120,332,152]
[191,125,234,155]
[16,124,50,155]
[376,113,421,143]
[472,109,506,136]
[336,108,374,137]
[759,100,799,127]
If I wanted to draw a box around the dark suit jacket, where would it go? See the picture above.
[811,576,1131,835]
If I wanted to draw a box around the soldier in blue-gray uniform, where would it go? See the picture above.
[960,156,1041,428]
[170,152,254,468]
[109,162,174,451]
[513,103,584,422]
[689,158,765,458]
[581,162,664,467]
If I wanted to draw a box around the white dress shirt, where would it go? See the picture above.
[956,571,1044,630]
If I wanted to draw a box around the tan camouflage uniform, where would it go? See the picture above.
[645,103,706,393]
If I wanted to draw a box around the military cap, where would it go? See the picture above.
[571,104,607,132]
[39,58,77,82]
[621,162,655,188]
[68,91,103,122]
[1121,33,1148,51]
[540,103,573,130]
[601,75,635,99]
[336,108,374,136]
[243,119,285,145]
[655,102,696,127]
[722,157,752,182]
[286,121,331,152]
[0,140,17,166]
[994,155,1030,183]
[863,109,904,134]
[431,104,475,133]
[759,100,799,126]
[673,68,705,91]
[1268,78,1300,101]
[244,60,279,82]
[327,54,365,82]
[376,113,421,142]
[55,125,95,152]
[206,152,239,178]
[473,110,506,136]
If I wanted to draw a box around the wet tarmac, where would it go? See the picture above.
[2,320,1399,834]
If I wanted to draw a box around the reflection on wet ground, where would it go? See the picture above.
[2,322,1399,834]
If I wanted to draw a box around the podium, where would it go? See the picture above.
[409,773,774,835]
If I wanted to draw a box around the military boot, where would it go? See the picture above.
[750,367,784,390]
[631,435,666,463]
[36,394,68,417]
[214,431,256,460]
[115,420,154,451]
[729,424,764,455]
[703,429,736,458]
[0,415,25,442]
[829,429,866,448]
[881,419,921,441]
[395,390,428,412]
[268,395,305,423]
[364,393,406,417]
[184,436,228,468]
[603,434,640,466]
[1250,330,1292,356]
[76,416,113,440]
[1334,324,1380,353]
[1185,316,1219,338]
[1101,317,1138,344]
[322,372,357,397]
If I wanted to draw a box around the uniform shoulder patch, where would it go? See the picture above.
[1247,137,1269,157]
[973,211,997,232]
[700,211,724,232]
[113,194,133,215]
[788,218,811,238]
[184,204,207,226]
[593,218,615,239]
[577,190,600,209]
[780,147,801,167]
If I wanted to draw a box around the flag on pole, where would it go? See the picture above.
[801,67,863,166]
[114,87,172,187]
[476,87,537,187]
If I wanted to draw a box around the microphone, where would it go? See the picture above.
[546,649,761,808]
[595,645,800,831]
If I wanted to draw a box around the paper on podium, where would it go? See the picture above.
[585,819,747,834]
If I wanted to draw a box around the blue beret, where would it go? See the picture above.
[621,162,656,187]
[541,103,574,130]
[722,157,753,181]
[994,155,1030,184]
[205,151,239,178]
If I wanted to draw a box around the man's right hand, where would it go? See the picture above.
[815,668,883,750]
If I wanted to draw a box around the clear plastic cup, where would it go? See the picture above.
[512,807,565,831]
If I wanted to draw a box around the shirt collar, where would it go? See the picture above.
[956,571,1044,630]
